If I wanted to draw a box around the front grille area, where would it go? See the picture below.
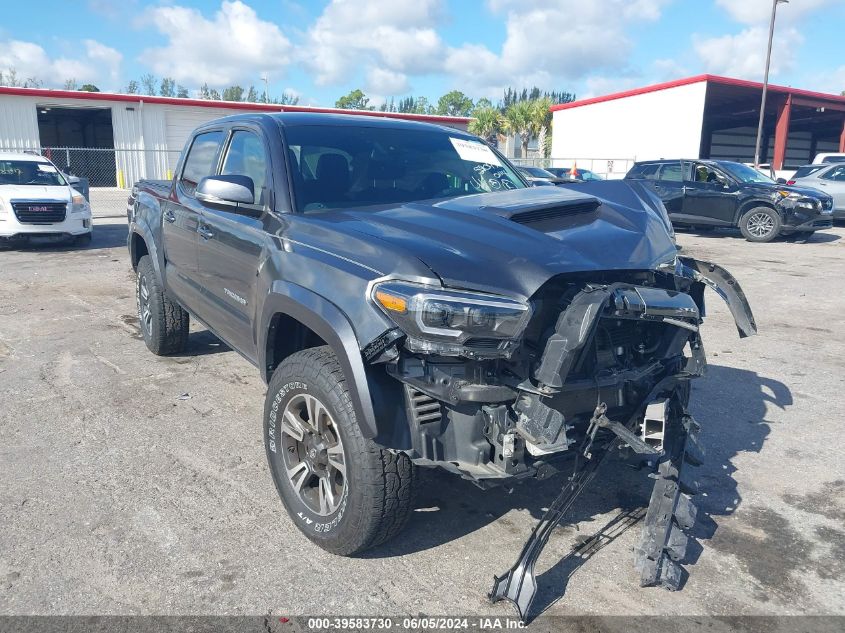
[12,201,67,224]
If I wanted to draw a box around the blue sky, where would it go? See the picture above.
[1,0,844,107]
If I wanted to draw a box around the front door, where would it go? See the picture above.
[195,129,272,361]
[680,163,737,225]
[163,130,225,304]
[817,165,845,212]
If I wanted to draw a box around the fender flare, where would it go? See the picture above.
[258,281,380,440]
[678,257,757,338]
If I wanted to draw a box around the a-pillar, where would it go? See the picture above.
[772,94,792,170]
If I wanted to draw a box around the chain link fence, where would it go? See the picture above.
[511,157,636,180]
[1,146,181,218]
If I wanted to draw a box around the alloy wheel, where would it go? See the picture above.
[747,212,775,238]
[280,393,347,516]
[137,273,153,337]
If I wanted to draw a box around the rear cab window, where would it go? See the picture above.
[180,131,225,196]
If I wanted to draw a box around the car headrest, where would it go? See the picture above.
[316,153,350,185]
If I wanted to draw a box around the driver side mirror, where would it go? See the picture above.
[196,175,257,211]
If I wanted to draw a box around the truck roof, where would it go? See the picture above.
[201,111,471,135]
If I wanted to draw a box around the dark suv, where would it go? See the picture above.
[625,159,834,242]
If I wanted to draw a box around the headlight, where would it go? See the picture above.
[71,194,88,214]
[371,280,532,358]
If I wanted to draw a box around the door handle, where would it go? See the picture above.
[197,225,214,240]
[163,209,176,223]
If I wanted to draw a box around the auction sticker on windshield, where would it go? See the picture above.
[450,137,501,165]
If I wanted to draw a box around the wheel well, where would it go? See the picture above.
[130,232,149,270]
[737,201,776,224]
[266,313,328,376]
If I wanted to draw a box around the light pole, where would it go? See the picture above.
[261,75,270,103]
[754,0,788,168]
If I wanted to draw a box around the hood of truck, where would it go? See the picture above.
[0,185,72,202]
[316,186,677,299]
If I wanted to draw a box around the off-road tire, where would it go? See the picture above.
[264,346,416,556]
[136,255,189,355]
[75,232,93,247]
[739,206,781,242]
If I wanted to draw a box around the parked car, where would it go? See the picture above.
[789,162,845,218]
[812,152,845,164]
[127,113,756,614]
[516,165,569,185]
[546,167,604,181]
[0,152,93,246]
[625,159,834,242]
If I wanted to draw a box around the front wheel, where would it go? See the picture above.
[739,207,781,242]
[264,346,416,555]
[136,255,189,355]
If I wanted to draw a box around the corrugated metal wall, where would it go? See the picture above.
[0,95,40,149]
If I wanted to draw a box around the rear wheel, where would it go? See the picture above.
[136,255,189,355]
[739,207,781,242]
[264,346,416,555]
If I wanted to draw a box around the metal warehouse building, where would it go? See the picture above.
[0,87,470,188]
[551,74,845,175]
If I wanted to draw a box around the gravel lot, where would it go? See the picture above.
[1,218,844,620]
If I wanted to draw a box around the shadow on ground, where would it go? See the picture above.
[674,226,840,244]
[365,364,792,616]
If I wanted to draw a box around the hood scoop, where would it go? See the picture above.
[484,198,601,225]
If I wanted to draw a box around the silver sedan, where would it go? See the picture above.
[790,163,845,219]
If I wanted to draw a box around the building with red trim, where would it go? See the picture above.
[0,86,470,186]
[550,75,845,175]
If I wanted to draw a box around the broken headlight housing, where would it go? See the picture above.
[371,280,532,358]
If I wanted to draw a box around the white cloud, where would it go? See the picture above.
[366,67,410,96]
[693,25,803,79]
[445,0,671,98]
[303,0,444,88]
[714,0,838,24]
[0,38,122,89]
[141,1,292,87]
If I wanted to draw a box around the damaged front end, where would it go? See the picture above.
[369,256,754,481]
[368,255,755,620]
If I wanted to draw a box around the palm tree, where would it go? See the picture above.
[502,100,535,158]
[468,106,502,144]
[531,97,553,159]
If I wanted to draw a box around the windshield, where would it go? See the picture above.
[284,125,527,212]
[0,160,67,186]
[719,161,774,184]
[793,165,826,179]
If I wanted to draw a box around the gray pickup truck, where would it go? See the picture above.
[128,112,755,619]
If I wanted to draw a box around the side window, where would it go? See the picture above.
[221,131,269,205]
[632,164,660,180]
[822,166,845,181]
[658,162,684,182]
[180,131,224,196]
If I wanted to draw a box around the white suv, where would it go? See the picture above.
[0,152,93,246]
